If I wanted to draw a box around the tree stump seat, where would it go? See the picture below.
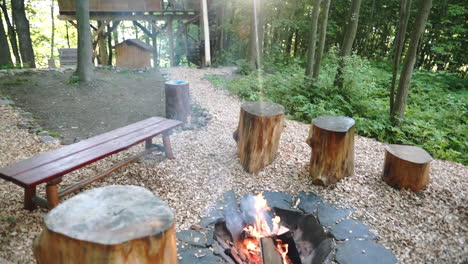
[382,144,432,191]
[233,101,285,173]
[33,185,177,264]
[165,80,191,125]
[306,115,355,186]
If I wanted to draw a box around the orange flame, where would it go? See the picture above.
[242,193,290,264]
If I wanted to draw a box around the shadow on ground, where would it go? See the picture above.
[0,68,166,142]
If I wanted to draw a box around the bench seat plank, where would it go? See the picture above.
[7,119,181,187]
[0,117,165,178]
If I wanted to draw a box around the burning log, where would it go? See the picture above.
[260,237,284,264]
[306,115,355,185]
[382,144,432,191]
[234,101,285,173]
[33,186,177,264]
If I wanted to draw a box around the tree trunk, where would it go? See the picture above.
[33,186,177,264]
[233,101,285,173]
[0,10,12,67]
[48,0,56,68]
[390,0,412,116]
[313,0,331,79]
[106,23,112,65]
[75,0,93,83]
[333,0,362,88]
[382,144,431,191]
[11,0,35,68]
[66,21,70,48]
[50,0,55,58]
[393,0,432,125]
[306,116,355,186]
[305,0,322,77]
[1,0,21,66]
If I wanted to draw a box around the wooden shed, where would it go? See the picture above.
[114,39,153,69]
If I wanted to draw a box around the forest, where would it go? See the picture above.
[0,0,467,164]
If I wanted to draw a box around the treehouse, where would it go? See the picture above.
[56,0,211,67]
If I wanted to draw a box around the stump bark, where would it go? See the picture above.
[306,115,355,185]
[234,101,285,173]
[33,185,177,264]
[382,144,432,191]
[165,80,191,124]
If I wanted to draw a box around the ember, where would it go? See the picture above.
[213,192,332,264]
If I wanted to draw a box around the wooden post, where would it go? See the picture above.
[382,144,432,191]
[33,186,177,264]
[97,21,107,65]
[151,20,158,68]
[165,80,191,124]
[183,24,190,66]
[168,18,175,67]
[201,0,211,66]
[306,115,355,185]
[234,101,285,173]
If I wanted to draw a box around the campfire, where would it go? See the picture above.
[213,193,332,264]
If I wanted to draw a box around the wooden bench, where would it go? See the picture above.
[0,117,182,210]
[58,48,77,67]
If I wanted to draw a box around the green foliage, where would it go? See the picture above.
[68,74,79,86]
[209,52,467,165]
[1,78,28,86]
[235,59,255,75]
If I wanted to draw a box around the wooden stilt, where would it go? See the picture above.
[201,0,211,66]
[168,18,175,67]
[183,24,190,66]
[152,21,158,67]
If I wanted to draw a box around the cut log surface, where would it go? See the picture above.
[33,185,177,264]
[234,101,285,173]
[383,144,432,191]
[307,115,355,186]
[165,80,191,124]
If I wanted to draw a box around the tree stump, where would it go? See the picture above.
[165,80,191,124]
[306,115,355,185]
[382,144,432,191]
[233,101,285,173]
[33,185,177,264]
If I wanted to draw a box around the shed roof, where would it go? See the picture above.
[114,39,153,51]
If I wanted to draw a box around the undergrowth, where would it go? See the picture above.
[206,50,467,165]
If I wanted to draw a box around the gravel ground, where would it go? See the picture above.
[0,67,466,263]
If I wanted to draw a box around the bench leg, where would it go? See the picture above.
[46,178,62,209]
[145,138,152,150]
[162,132,174,159]
[24,186,37,211]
